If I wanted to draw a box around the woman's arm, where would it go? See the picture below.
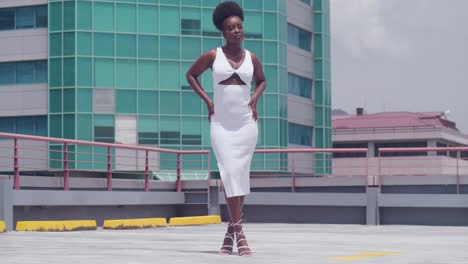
[249,53,267,121]
[186,49,216,106]
[186,49,216,120]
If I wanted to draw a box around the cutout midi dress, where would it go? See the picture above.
[210,47,258,198]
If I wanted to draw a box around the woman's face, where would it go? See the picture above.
[222,16,244,44]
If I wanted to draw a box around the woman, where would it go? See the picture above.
[186,1,266,257]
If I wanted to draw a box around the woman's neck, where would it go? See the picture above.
[223,43,242,54]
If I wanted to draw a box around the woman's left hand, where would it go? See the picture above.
[249,96,258,121]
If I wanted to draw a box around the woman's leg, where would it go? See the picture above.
[226,195,252,256]
[219,192,235,255]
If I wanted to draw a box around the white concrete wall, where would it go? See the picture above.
[287,0,315,149]
[287,0,313,30]
[333,156,468,178]
[288,95,314,125]
[0,84,47,116]
[0,29,47,62]
[0,0,47,8]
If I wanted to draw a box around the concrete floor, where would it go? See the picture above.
[0,223,467,264]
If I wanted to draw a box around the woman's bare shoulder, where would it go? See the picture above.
[201,48,217,60]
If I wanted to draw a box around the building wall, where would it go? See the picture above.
[0,29,47,62]
[0,84,47,116]
[0,0,332,175]
[45,0,288,171]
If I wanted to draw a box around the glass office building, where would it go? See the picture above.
[0,0,331,173]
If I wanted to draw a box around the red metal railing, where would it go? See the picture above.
[378,147,468,193]
[3,131,467,194]
[0,132,210,192]
[252,148,369,192]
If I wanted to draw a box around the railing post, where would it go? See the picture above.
[206,151,211,214]
[378,152,382,192]
[207,151,211,185]
[63,143,69,191]
[291,153,295,192]
[176,153,182,192]
[107,146,112,191]
[456,151,460,194]
[13,138,19,190]
[365,151,369,191]
[145,150,149,192]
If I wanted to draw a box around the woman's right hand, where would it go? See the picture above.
[207,100,215,122]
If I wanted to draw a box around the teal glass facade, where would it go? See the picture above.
[313,0,332,173]
[47,0,288,171]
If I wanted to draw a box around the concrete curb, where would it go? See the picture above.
[169,215,221,226]
[16,220,97,231]
[0,221,6,233]
[103,218,167,230]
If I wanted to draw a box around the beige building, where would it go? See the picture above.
[332,110,468,178]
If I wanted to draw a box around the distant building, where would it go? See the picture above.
[332,109,468,177]
[333,110,468,157]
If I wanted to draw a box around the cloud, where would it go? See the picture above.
[330,0,468,132]
[331,0,410,58]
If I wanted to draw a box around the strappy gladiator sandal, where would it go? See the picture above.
[218,222,235,255]
[233,219,253,257]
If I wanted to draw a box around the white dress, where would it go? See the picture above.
[211,47,258,198]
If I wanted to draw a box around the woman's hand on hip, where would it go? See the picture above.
[207,100,215,122]
[248,96,258,121]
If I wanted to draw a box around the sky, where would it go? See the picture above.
[330,0,468,132]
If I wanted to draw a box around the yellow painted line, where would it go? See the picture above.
[169,215,221,226]
[329,251,401,261]
[16,220,97,232]
[103,218,167,230]
[0,221,6,233]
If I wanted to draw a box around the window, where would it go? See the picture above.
[181,19,201,35]
[333,143,368,158]
[375,142,427,157]
[301,0,311,5]
[436,142,447,156]
[0,116,47,136]
[138,116,158,145]
[94,115,115,143]
[288,24,312,51]
[16,7,35,29]
[288,123,313,146]
[0,8,15,30]
[35,5,47,28]
[0,60,47,85]
[288,73,313,99]
[139,132,158,144]
[0,5,48,31]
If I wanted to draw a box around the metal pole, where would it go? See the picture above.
[63,143,69,191]
[456,151,460,194]
[291,153,295,192]
[378,152,382,192]
[176,153,181,192]
[365,151,369,191]
[107,146,112,191]
[145,150,149,192]
[13,138,19,190]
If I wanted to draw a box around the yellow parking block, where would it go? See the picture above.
[169,215,221,226]
[0,221,6,233]
[16,220,97,232]
[329,251,401,261]
[103,218,167,230]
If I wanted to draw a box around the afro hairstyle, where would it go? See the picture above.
[212,1,244,31]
